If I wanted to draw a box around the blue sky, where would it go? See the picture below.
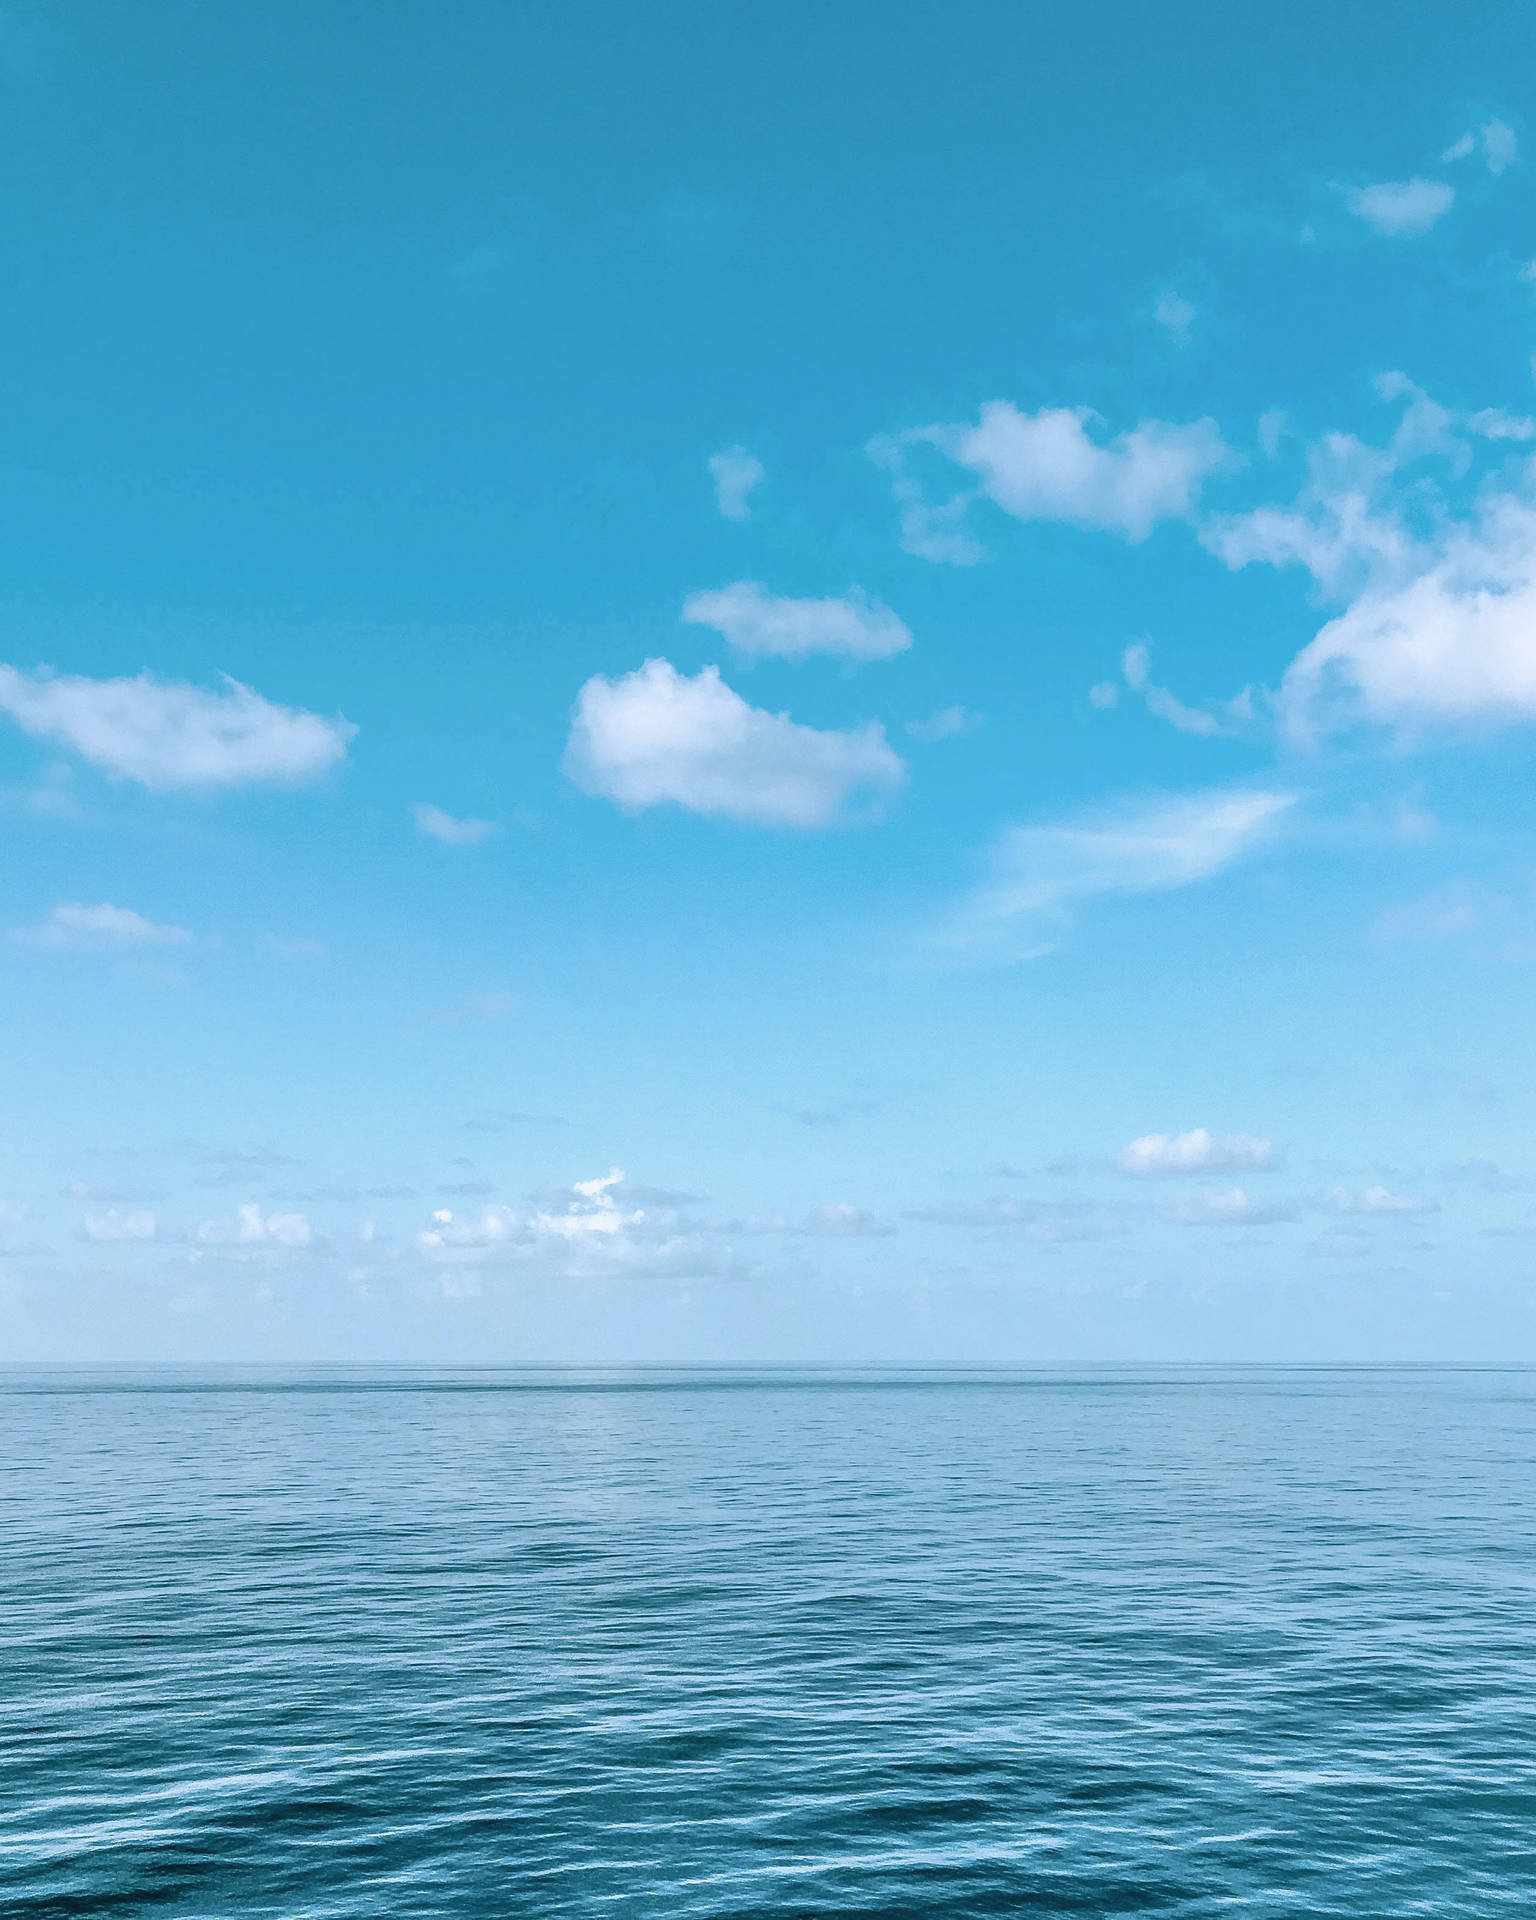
[5,0,1536,1362]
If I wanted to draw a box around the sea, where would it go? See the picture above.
[4,1366,1535,1916]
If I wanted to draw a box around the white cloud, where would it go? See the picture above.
[872,402,1226,558]
[1118,1129,1277,1177]
[1167,1186,1296,1226]
[1204,385,1536,742]
[1279,478,1536,739]
[708,446,764,520]
[1120,642,1256,737]
[13,903,191,949]
[83,1208,156,1242]
[197,1203,314,1248]
[564,658,905,827]
[682,582,912,662]
[1443,119,1517,175]
[417,1168,731,1280]
[1153,292,1196,342]
[906,705,981,742]
[1324,1185,1438,1216]
[0,667,355,791]
[413,802,498,845]
[1345,179,1454,236]
[942,788,1294,959]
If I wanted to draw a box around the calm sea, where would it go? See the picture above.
[4,1367,1534,1916]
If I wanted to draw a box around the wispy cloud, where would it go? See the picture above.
[682,582,912,662]
[939,788,1295,960]
[1443,119,1517,175]
[12,902,191,949]
[1345,178,1454,236]
[708,446,764,520]
[414,802,498,845]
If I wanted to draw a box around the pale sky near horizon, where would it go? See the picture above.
[5,0,1536,1362]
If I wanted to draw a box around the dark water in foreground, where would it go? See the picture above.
[4,1367,1535,1916]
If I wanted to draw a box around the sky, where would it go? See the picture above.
[4,0,1536,1363]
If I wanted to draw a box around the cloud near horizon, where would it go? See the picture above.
[1118,1129,1277,1177]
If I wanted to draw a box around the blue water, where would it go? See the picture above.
[4,1367,1535,1916]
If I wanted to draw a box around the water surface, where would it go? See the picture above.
[4,1366,1534,1915]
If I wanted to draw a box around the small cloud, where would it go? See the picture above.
[871,402,1226,559]
[987,1161,1029,1179]
[1120,641,1256,738]
[464,1110,570,1133]
[1443,118,1517,175]
[707,446,764,521]
[564,658,905,828]
[0,666,354,791]
[1088,681,1120,709]
[1323,1185,1438,1216]
[1345,178,1454,236]
[414,803,498,846]
[906,705,981,742]
[1118,1129,1276,1177]
[1167,1186,1296,1226]
[682,582,912,663]
[13,902,191,949]
[196,1202,315,1249]
[437,1181,496,1198]
[1153,291,1196,342]
[83,1208,157,1242]
[1375,887,1483,943]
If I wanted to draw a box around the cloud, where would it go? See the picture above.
[83,1208,156,1242]
[1375,886,1483,943]
[1167,1186,1296,1226]
[1323,1185,1438,1216]
[942,787,1295,959]
[1443,119,1517,175]
[564,658,905,827]
[1204,385,1536,741]
[13,902,191,949]
[196,1203,314,1249]
[417,1168,732,1281]
[681,582,912,662]
[1277,479,1536,738]
[1345,179,1454,236]
[794,1201,896,1238]
[708,446,764,520]
[1153,292,1196,342]
[0,667,355,791]
[906,705,981,742]
[1117,1129,1276,1177]
[1119,642,1256,737]
[872,402,1226,558]
[414,802,498,845]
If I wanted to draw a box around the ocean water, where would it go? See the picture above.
[4,1367,1535,1917]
